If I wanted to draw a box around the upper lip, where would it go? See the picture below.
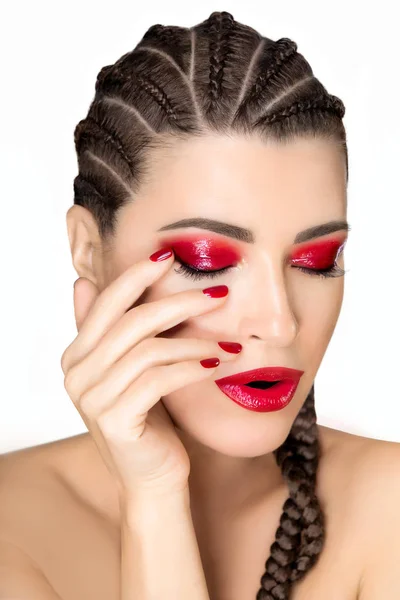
[215,366,304,384]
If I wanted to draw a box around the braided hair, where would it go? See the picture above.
[72,11,348,599]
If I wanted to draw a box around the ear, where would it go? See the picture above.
[65,205,105,289]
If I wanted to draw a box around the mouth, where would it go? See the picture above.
[243,380,280,389]
[214,366,304,413]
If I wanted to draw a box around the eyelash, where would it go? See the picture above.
[174,261,347,281]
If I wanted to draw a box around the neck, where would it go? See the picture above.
[175,427,284,517]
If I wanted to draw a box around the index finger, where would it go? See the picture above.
[61,248,175,372]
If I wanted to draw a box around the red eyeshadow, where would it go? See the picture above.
[159,235,241,270]
[290,236,346,269]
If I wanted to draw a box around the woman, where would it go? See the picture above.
[0,10,399,600]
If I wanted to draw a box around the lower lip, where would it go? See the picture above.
[214,379,300,412]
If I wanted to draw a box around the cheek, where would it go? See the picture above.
[301,281,344,364]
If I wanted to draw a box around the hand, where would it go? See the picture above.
[60,249,240,498]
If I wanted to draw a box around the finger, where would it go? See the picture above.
[66,336,240,410]
[96,358,221,442]
[61,251,175,372]
[67,282,229,380]
[73,278,99,332]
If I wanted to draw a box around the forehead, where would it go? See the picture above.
[121,134,347,242]
[146,133,344,198]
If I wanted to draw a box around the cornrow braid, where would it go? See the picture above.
[145,24,184,49]
[255,93,346,127]
[75,115,136,176]
[136,72,178,121]
[95,61,179,123]
[206,11,236,108]
[249,38,299,102]
[72,12,349,598]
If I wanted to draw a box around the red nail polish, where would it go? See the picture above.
[218,342,242,354]
[149,248,173,262]
[202,285,229,298]
[200,357,220,368]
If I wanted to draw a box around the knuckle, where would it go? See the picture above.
[60,352,66,373]
[96,410,118,439]
[137,338,154,352]
[135,337,153,358]
[79,387,99,417]
[138,365,164,391]
[122,301,146,329]
[63,366,80,400]
[60,348,71,374]
[97,407,127,441]
[138,336,165,356]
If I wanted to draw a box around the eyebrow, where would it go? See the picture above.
[157,217,350,244]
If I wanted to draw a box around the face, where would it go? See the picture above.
[78,134,348,460]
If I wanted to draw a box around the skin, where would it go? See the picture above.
[1,134,399,599]
[68,133,347,516]
[2,133,373,600]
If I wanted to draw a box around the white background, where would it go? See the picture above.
[1,1,398,454]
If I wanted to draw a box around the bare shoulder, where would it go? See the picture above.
[317,423,400,505]
[333,425,400,537]
[0,435,121,599]
[318,424,400,597]
[287,425,400,599]
[0,440,69,596]
[0,435,94,553]
[318,423,400,487]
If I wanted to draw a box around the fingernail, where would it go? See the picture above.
[202,285,229,298]
[218,342,242,354]
[149,248,173,262]
[200,357,220,368]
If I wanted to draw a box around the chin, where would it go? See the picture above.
[162,383,300,458]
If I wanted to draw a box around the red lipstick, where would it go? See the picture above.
[215,366,304,412]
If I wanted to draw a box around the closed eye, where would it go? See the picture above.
[174,257,347,281]
[174,261,233,281]
[294,264,346,278]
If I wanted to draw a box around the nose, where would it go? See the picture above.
[236,259,299,347]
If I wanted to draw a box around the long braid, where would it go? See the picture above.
[72,12,349,598]
[256,385,324,599]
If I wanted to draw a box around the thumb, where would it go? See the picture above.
[73,277,99,332]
